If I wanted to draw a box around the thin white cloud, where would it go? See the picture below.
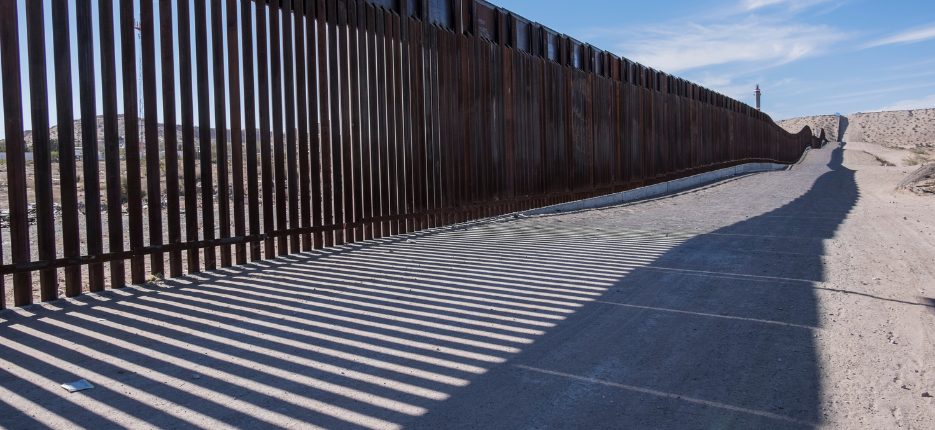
[583,0,852,118]
[745,0,783,9]
[617,21,845,73]
[693,73,756,99]
[880,94,935,111]
[743,0,834,11]
[692,73,796,104]
[864,23,935,48]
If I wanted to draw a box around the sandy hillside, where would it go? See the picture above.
[780,108,935,169]
[779,108,935,148]
[844,109,935,148]
[777,114,843,142]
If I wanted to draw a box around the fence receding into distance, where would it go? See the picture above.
[0,0,821,308]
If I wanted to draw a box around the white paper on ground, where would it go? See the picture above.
[61,379,94,393]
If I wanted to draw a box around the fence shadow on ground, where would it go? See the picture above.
[409,144,858,429]
[0,146,856,429]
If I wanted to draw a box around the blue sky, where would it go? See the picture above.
[496,0,935,119]
[2,0,935,140]
[2,0,235,141]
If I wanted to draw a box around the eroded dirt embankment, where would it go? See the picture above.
[778,108,935,149]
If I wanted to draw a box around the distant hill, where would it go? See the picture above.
[778,108,935,148]
[776,115,843,142]
[0,114,227,152]
[10,109,930,152]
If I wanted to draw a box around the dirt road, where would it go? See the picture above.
[1,142,932,429]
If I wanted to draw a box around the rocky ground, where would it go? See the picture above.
[898,164,935,196]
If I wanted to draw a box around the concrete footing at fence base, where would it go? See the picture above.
[522,161,796,216]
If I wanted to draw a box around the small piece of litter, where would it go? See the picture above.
[61,379,94,393]
[923,392,932,398]
[192,373,201,380]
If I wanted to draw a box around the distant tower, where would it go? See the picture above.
[755,84,762,111]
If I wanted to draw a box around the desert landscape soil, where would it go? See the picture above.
[778,114,844,142]
[779,108,935,198]
[0,156,265,306]
[842,110,935,149]
[0,142,932,429]
[0,115,250,294]
[778,108,935,150]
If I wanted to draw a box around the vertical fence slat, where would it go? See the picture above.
[159,0,183,277]
[0,0,34,304]
[375,6,389,237]
[327,0,346,245]
[257,0,276,257]
[465,31,477,220]
[398,10,412,233]
[120,0,145,285]
[410,15,426,231]
[427,18,440,227]
[365,4,381,237]
[405,11,417,231]
[256,2,276,258]
[178,0,200,273]
[211,0,232,267]
[100,0,127,288]
[141,0,165,277]
[388,11,402,234]
[195,0,217,270]
[502,20,515,209]
[228,0,247,264]
[348,0,363,242]
[439,23,451,223]
[24,0,58,299]
[381,8,395,234]
[432,22,444,224]
[76,0,106,291]
[293,0,312,251]
[270,0,288,255]
[52,0,83,296]
[306,0,324,250]
[317,0,334,247]
[444,5,454,217]
[337,0,356,243]
[360,2,376,240]
[242,0,262,260]
[282,0,301,252]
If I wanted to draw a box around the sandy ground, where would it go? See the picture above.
[800,144,935,428]
[778,108,935,151]
[0,157,267,305]
[844,141,935,195]
[0,142,933,429]
[778,115,843,142]
[843,110,935,149]
[0,114,248,297]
